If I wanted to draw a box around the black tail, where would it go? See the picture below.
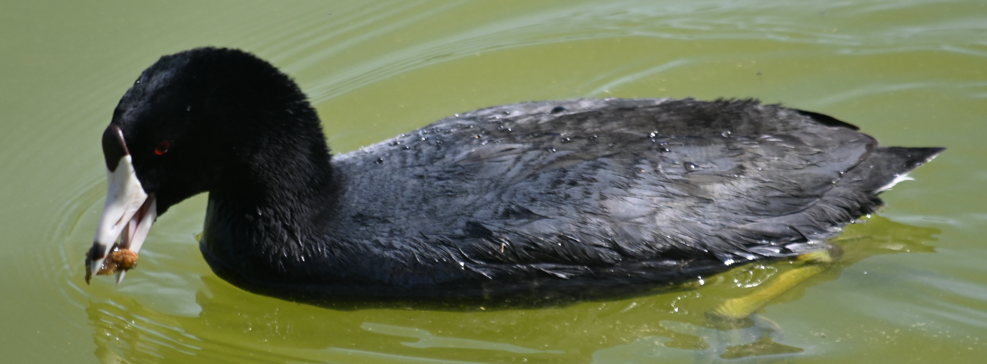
[851,147,946,193]
[804,146,945,230]
[735,146,945,249]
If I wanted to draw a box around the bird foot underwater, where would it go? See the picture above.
[706,246,842,321]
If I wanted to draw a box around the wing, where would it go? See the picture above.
[442,99,873,263]
[327,98,935,288]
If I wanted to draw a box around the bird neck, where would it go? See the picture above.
[204,110,339,263]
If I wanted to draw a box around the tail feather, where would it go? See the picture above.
[850,147,945,193]
[734,146,944,254]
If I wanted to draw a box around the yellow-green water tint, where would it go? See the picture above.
[2,0,985,362]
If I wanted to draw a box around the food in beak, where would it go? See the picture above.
[85,195,156,284]
[90,249,139,277]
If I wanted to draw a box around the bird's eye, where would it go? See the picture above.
[155,141,171,156]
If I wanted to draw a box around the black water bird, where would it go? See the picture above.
[86,47,943,309]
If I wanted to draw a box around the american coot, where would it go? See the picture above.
[86,47,943,315]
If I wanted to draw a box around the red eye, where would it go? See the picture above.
[155,141,171,156]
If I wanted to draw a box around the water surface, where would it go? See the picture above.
[2,0,985,362]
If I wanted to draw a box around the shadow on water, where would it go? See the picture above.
[83,215,938,363]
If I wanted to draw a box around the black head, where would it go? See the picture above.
[108,47,326,215]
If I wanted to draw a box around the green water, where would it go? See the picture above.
[2,0,985,362]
